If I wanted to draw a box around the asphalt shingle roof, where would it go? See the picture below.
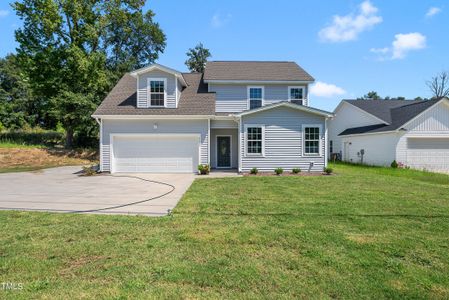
[203,61,314,82]
[339,99,440,136]
[92,73,215,116]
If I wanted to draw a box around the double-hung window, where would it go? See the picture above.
[148,79,166,107]
[246,125,264,155]
[289,86,304,105]
[303,125,321,156]
[248,87,263,110]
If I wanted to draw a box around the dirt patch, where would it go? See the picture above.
[0,147,97,169]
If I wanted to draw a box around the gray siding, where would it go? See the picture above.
[210,119,238,129]
[210,129,239,169]
[240,106,326,172]
[101,119,208,172]
[209,84,308,113]
[137,70,177,108]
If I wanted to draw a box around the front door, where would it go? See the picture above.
[217,136,231,168]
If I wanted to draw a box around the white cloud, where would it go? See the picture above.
[370,47,389,54]
[210,13,232,29]
[371,32,427,60]
[319,1,382,43]
[426,7,442,18]
[310,82,346,98]
[0,10,9,18]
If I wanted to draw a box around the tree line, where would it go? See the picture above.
[0,0,211,148]
[0,1,446,148]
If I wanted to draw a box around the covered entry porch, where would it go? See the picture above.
[210,119,239,170]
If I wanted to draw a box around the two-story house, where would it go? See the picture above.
[92,61,334,173]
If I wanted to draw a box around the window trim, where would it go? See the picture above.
[247,86,264,110]
[147,78,167,108]
[244,124,265,157]
[302,124,322,157]
[288,86,305,104]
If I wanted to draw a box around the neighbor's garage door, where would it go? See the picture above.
[111,135,199,173]
[406,138,449,172]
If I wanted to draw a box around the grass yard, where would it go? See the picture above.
[1,164,449,298]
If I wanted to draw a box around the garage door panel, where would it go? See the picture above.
[112,135,199,173]
[406,138,449,172]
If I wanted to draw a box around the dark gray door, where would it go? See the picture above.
[217,136,231,168]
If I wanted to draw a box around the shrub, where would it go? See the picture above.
[292,168,301,174]
[274,167,283,175]
[0,129,64,147]
[82,165,98,176]
[391,160,398,168]
[324,167,333,175]
[250,167,258,175]
[198,164,210,175]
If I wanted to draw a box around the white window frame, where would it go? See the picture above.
[302,124,322,157]
[247,86,264,110]
[244,124,265,157]
[147,78,167,108]
[288,86,305,104]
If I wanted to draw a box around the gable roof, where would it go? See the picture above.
[203,61,314,82]
[339,99,443,136]
[92,73,215,116]
[236,101,333,118]
[129,63,187,86]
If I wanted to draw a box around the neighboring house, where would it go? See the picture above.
[328,98,449,172]
[92,61,334,173]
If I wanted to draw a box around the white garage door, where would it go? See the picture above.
[406,138,449,172]
[111,135,200,173]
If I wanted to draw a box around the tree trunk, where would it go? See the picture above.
[65,127,74,149]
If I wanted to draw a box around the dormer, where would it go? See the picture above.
[130,63,187,108]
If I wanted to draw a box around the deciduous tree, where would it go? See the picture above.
[13,0,166,147]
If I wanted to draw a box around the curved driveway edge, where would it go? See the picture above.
[0,166,195,216]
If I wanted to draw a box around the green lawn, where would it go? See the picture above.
[1,164,449,299]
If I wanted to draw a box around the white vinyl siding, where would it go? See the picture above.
[209,84,308,113]
[396,100,449,172]
[328,101,386,156]
[101,119,209,172]
[341,133,398,166]
[137,70,177,108]
[239,106,326,172]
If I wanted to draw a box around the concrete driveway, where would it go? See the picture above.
[0,166,195,216]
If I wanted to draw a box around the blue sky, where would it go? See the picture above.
[0,0,448,111]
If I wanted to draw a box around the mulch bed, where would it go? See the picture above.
[243,172,333,177]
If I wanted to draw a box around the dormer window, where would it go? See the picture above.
[289,86,304,105]
[248,86,264,110]
[148,78,166,107]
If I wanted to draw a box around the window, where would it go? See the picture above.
[289,86,304,105]
[329,140,333,153]
[246,125,264,155]
[149,79,165,107]
[303,126,321,155]
[248,87,263,109]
